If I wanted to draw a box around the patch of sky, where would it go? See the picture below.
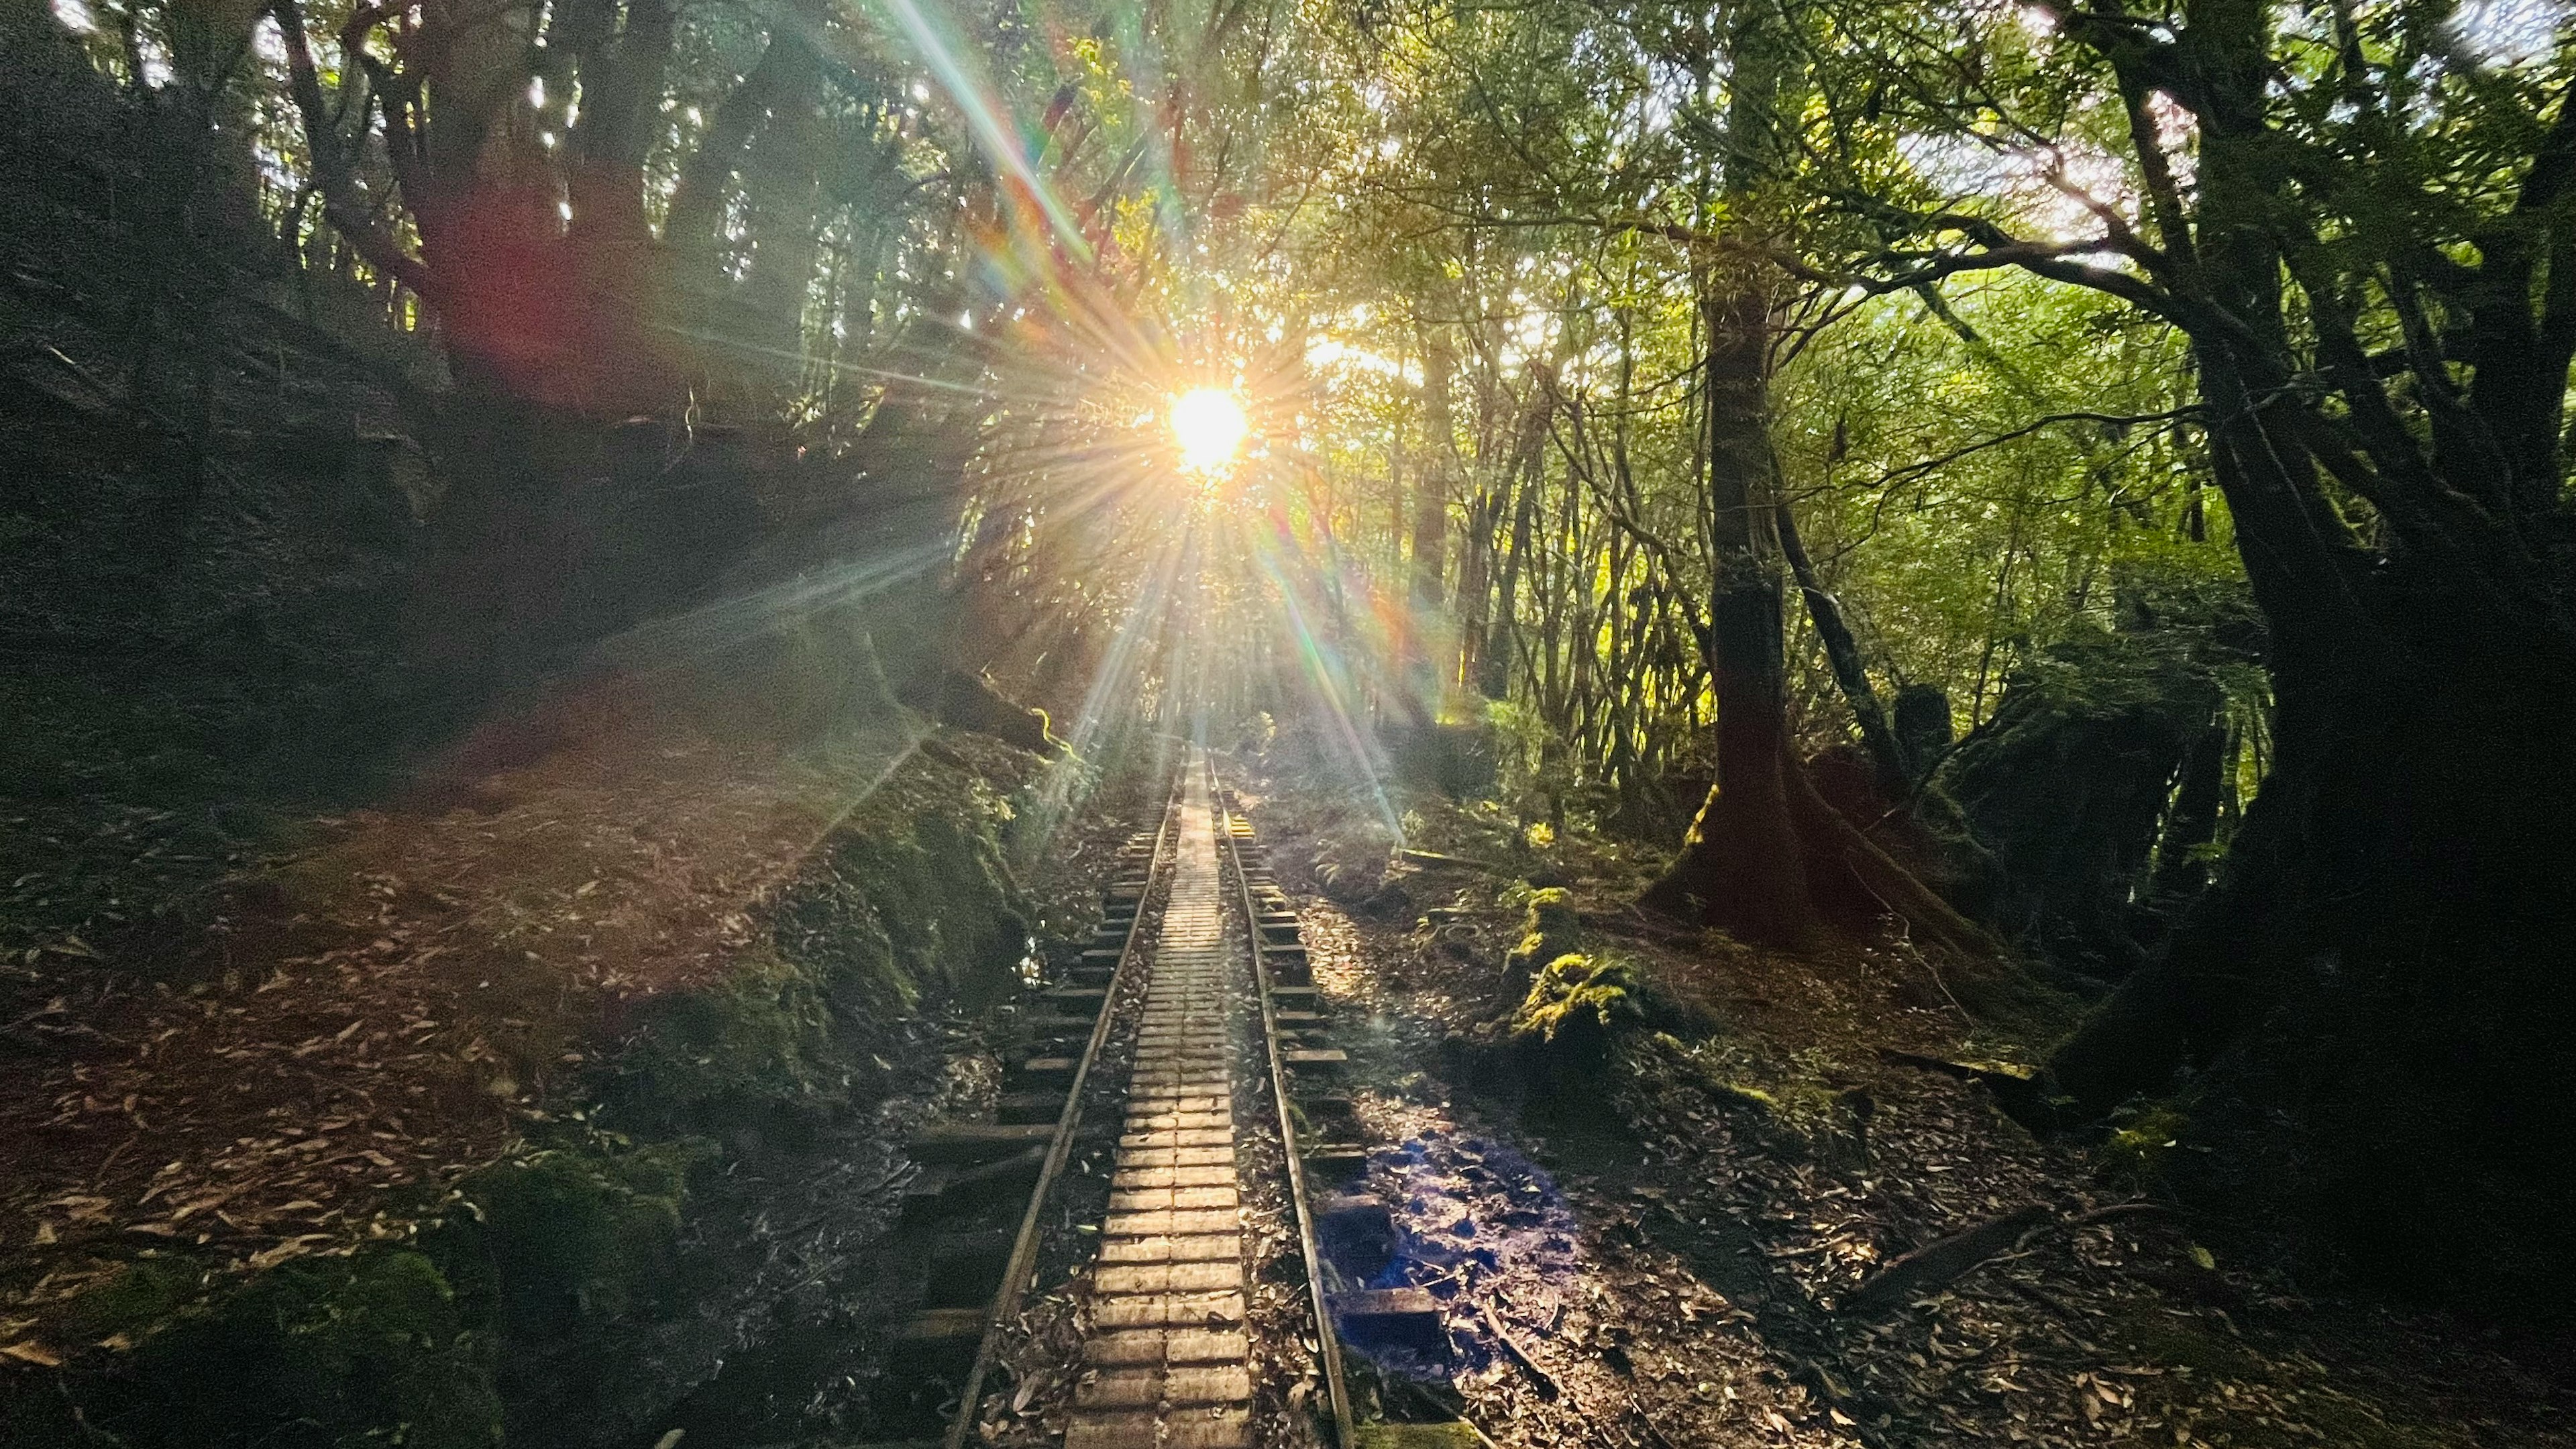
[2449,0,2571,65]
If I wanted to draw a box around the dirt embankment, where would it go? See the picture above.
[0,685,1122,1447]
[1238,761,2572,1449]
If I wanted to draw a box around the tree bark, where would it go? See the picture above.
[1776,498,1911,800]
[2024,23,2576,1321]
[2145,722,2229,907]
[665,30,804,280]
[1638,271,1818,947]
[1484,433,1542,701]
[268,0,436,302]
[1407,321,1456,717]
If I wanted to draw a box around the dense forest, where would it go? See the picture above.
[3,0,2573,1441]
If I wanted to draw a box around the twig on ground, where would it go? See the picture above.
[1477,1303,1560,1399]
[1844,1203,2052,1313]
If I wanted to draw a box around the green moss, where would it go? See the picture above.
[54,1258,193,1346]
[1509,951,1646,1054]
[256,1251,502,1449]
[15,1144,698,1449]
[1501,888,1581,986]
[442,1137,711,1341]
[52,1249,503,1449]
[774,839,910,1010]
[1354,1424,1487,1449]
[2098,1102,2192,1191]
[861,808,1031,1008]
[613,750,1034,1134]
[616,947,840,1126]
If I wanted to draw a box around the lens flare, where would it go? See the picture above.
[1170,387,1249,474]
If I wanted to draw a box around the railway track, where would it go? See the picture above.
[864,753,1453,1449]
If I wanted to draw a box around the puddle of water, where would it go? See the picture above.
[1324,1124,1585,1385]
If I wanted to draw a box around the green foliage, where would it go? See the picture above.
[1485,696,1580,823]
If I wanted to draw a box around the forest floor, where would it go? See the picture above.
[1240,757,2575,1449]
[0,676,1071,1369]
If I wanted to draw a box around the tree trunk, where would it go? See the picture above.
[1455,484,1497,697]
[2027,42,2576,1303]
[2145,722,2229,908]
[1638,273,1819,947]
[1777,498,1911,800]
[665,28,805,286]
[1407,321,1456,718]
[735,39,828,384]
[1638,0,1989,957]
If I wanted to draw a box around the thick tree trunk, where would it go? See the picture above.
[1638,277,1820,947]
[2035,336,2576,1313]
[1638,0,1865,947]
[565,0,680,408]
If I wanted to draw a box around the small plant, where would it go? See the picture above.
[2098,1102,2192,1191]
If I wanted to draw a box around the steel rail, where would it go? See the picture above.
[1209,757,1357,1448]
[943,769,1183,1449]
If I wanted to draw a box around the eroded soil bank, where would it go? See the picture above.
[1237,756,2573,1449]
[0,706,1154,1448]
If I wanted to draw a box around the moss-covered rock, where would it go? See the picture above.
[612,748,1032,1139]
[614,947,844,1133]
[1507,951,1646,1071]
[52,1258,193,1347]
[421,1135,714,1443]
[445,1138,708,1341]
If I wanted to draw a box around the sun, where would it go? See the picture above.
[1169,386,1249,474]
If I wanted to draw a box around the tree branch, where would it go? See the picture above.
[268,0,437,304]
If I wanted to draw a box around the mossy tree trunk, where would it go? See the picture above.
[1984,0,2576,1312]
